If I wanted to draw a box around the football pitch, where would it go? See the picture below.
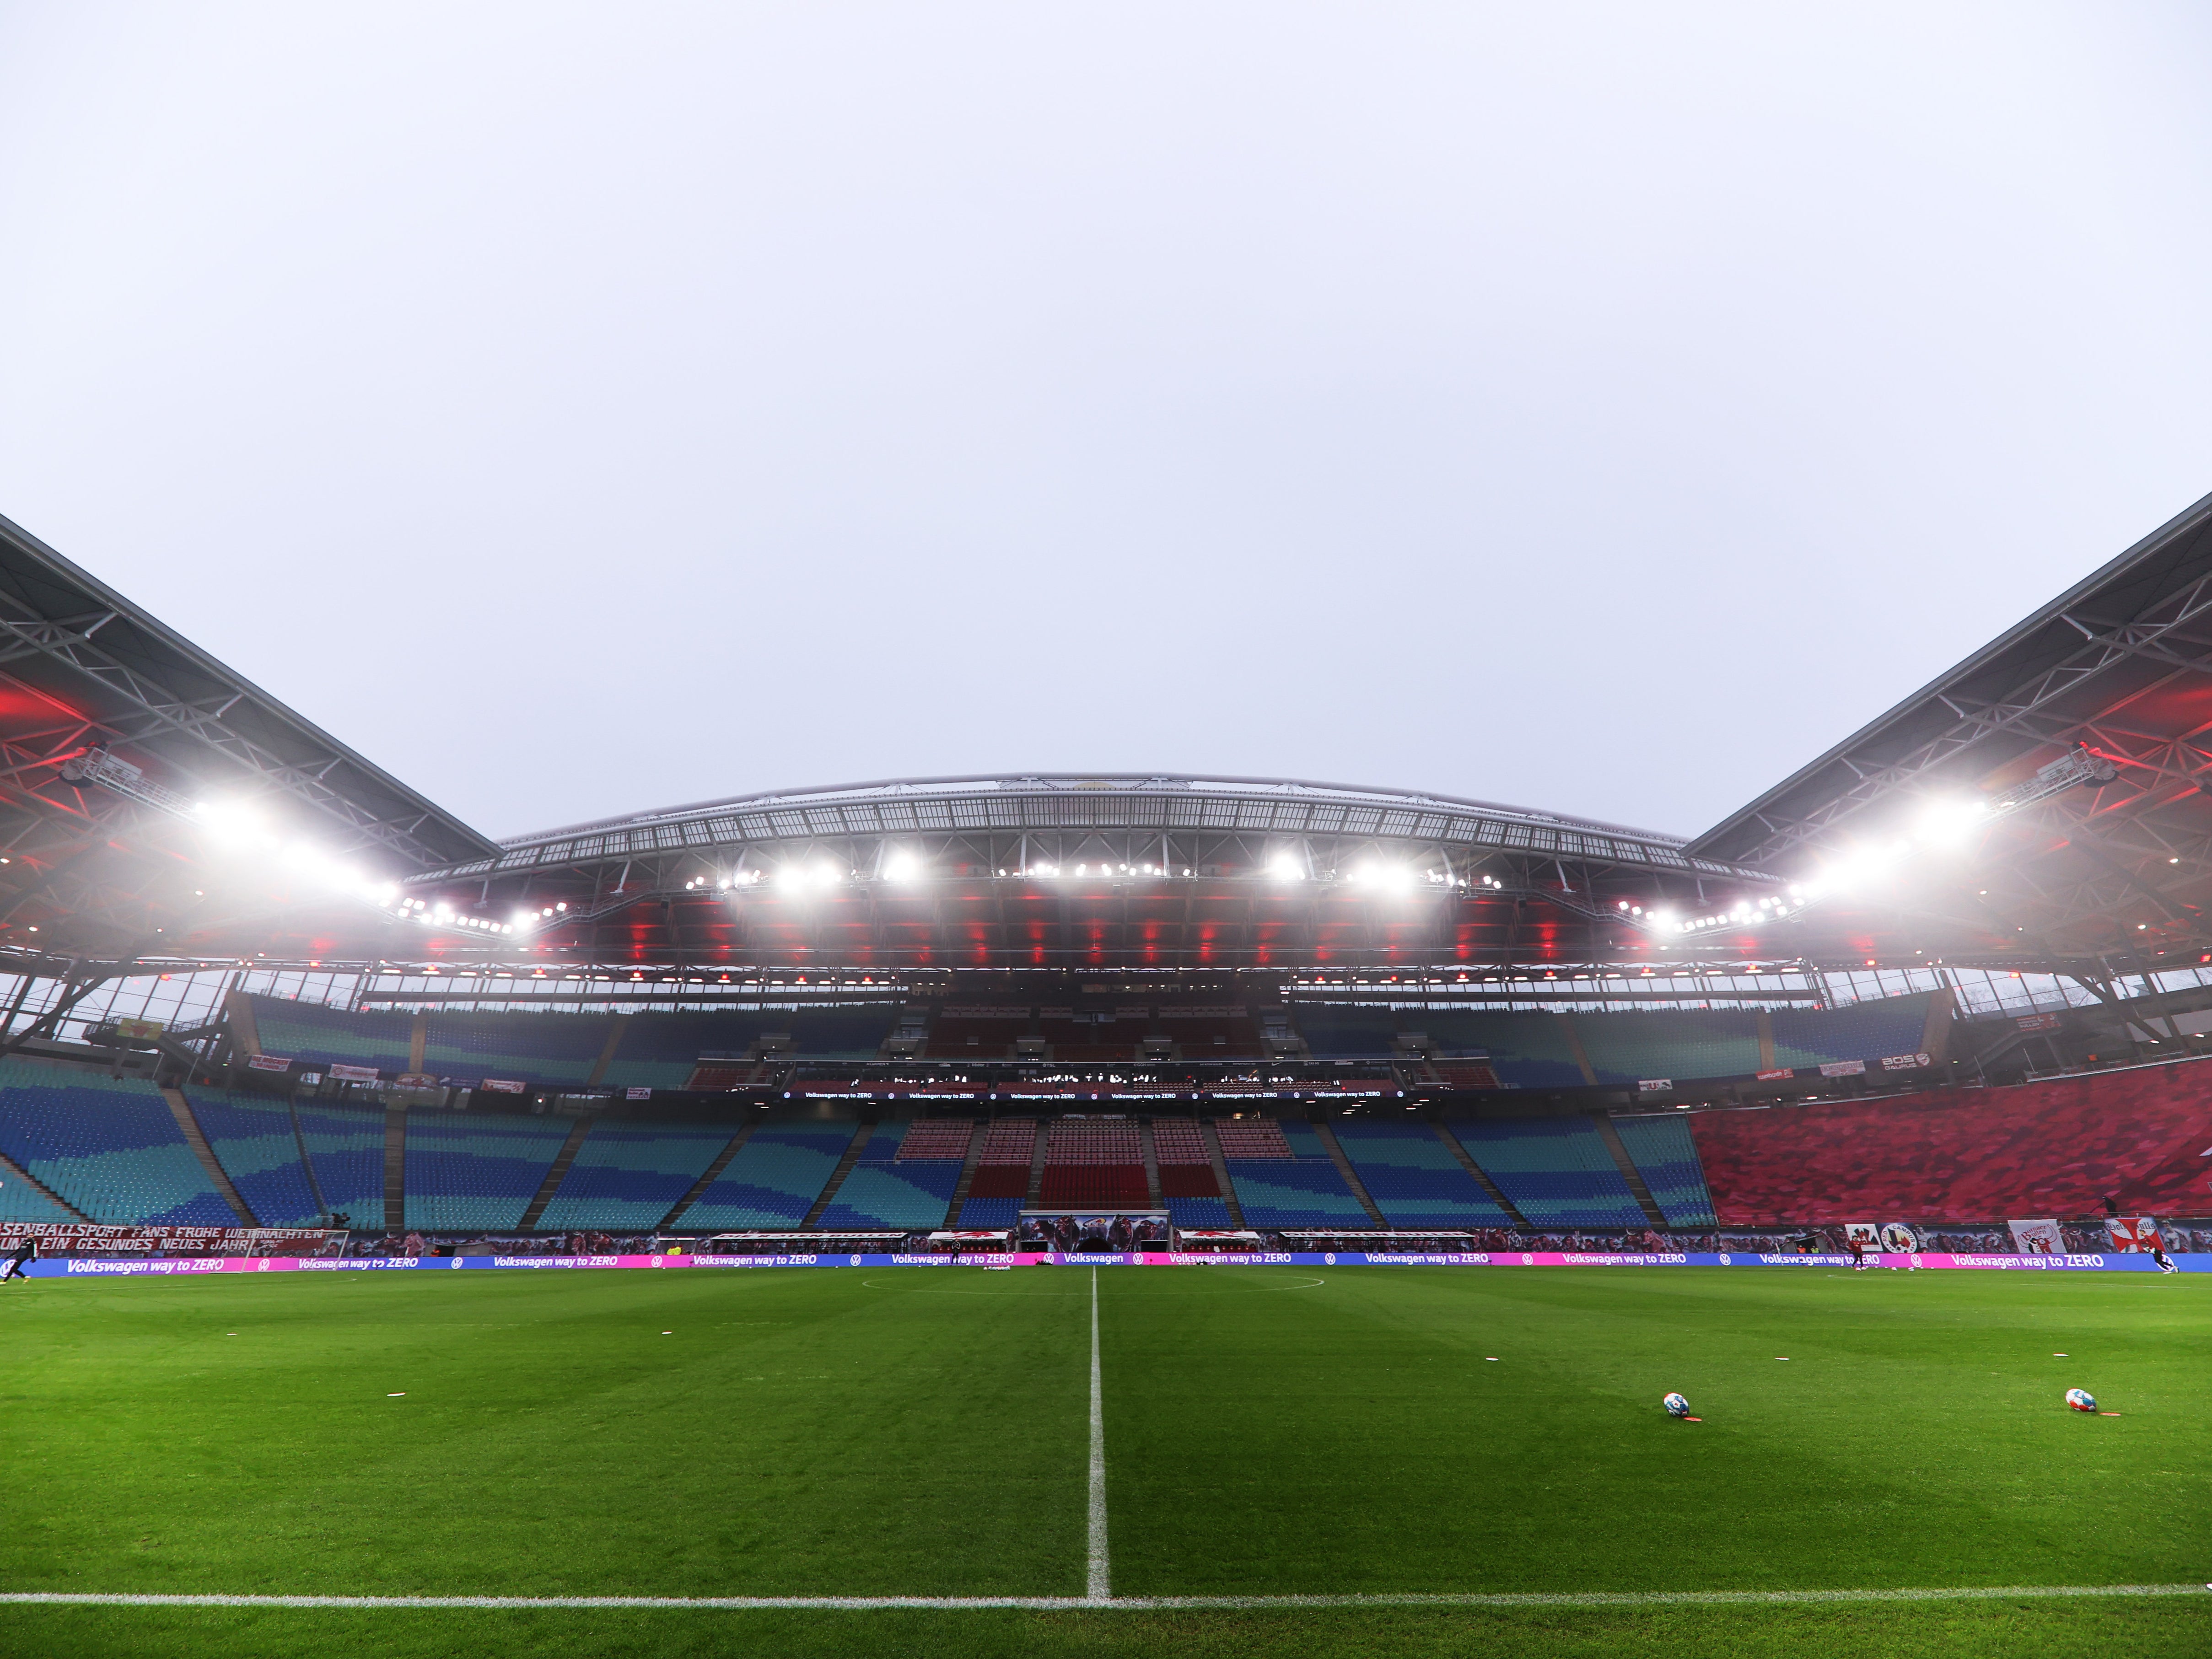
[2,1265,2204,1659]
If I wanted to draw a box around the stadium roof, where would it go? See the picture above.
[1689,488,2212,969]
[389,774,1782,973]
[0,512,497,964]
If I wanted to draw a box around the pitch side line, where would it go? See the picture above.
[1088,1267,1110,1602]
[0,1586,2201,1611]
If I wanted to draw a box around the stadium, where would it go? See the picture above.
[1,488,2208,1659]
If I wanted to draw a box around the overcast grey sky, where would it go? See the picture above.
[2,3,2208,844]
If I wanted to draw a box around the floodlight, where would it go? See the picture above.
[1267,851,1303,882]
[883,850,923,883]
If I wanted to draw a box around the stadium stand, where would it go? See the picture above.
[925,1007,1030,1060]
[1333,1120,1511,1227]
[0,1155,76,1222]
[1688,1063,2212,1223]
[818,1121,962,1228]
[1157,1006,1264,1056]
[677,1122,858,1228]
[181,1088,328,1226]
[535,1120,737,1231]
[1038,1118,1149,1207]
[288,1101,388,1229]
[786,1006,898,1061]
[1608,1113,1717,1226]
[1166,1197,1232,1228]
[402,1112,575,1231]
[895,1119,974,1161]
[955,1116,1036,1224]
[599,1011,785,1090]
[1575,1011,1762,1085]
[1222,1120,1370,1226]
[1294,1006,1399,1060]
[1419,1011,1588,1088]
[421,1011,608,1086]
[1150,1118,1221,1197]
[0,1061,237,1224]
[248,996,413,1075]
[1448,1115,1647,1227]
[1768,994,1939,1070]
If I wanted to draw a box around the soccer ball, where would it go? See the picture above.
[1663,1393,1691,1418]
[2065,1388,2096,1413]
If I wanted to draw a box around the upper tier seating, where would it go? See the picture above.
[1609,1113,1717,1226]
[1574,1011,1761,1085]
[1768,994,1938,1070]
[677,1122,858,1228]
[1224,1122,1368,1226]
[1447,1115,1646,1227]
[1333,1120,1509,1227]
[1294,1006,1400,1060]
[1430,1062,1501,1090]
[786,1006,898,1061]
[965,1118,1037,1199]
[536,1120,737,1231]
[599,1012,786,1090]
[895,1119,974,1160]
[1157,1007,1264,1056]
[0,1061,236,1224]
[1418,1012,1588,1089]
[249,996,413,1075]
[403,1112,575,1231]
[1039,1119,1148,1206]
[182,1088,328,1225]
[925,1010,1031,1059]
[1687,1063,2212,1223]
[818,1122,960,1228]
[422,1011,608,1087]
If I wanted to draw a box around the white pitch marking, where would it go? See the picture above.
[0,1585,2201,1612]
[1087,1267,1109,1604]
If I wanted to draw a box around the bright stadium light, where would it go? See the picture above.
[883,849,923,883]
[1267,851,1304,882]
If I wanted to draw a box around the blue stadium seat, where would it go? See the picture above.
[402,1112,575,1231]
[675,1123,857,1228]
[0,1060,236,1224]
[1447,1115,1646,1227]
[1333,1120,1509,1227]
[536,1120,739,1231]
[1610,1113,1717,1226]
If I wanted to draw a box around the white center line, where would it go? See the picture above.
[1087,1267,1110,1603]
[0,1586,2199,1612]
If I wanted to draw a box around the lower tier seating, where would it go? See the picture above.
[1333,1120,1509,1227]
[1609,1113,1717,1226]
[677,1123,858,1228]
[183,1089,327,1225]
[1448,1115,1646,1227]
[537,1121,737,1231]
[0,1062,235,1224]
[403,1113,575,1231]
[1688,1064,2212,1223]
[818,1122,958,1228]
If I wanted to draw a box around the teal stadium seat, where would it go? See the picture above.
[1609,1113,1717,1226]
[817,1121,961,1228]
[402,1112,575,1231]
[0,1060,235,1223]
[537,1120,738,1230]
[674,1123,857,1228]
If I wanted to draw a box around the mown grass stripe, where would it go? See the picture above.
[0,1585,2201,1611]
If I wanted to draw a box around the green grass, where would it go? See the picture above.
[2,1264,2205,1657]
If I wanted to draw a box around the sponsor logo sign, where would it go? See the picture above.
[626,1087,653,1100]
[1880,1052,1932,1072]
[1819,1060,1867,1077]
[478,1078,526,1094]
[2015,1012,2062,1032]
[1755,1067,1795,1081]
[2007,1218,2066,1255]
[1637,1078,1672,1093]
[246,1053,292,1072]
[328,1063,381,1083]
